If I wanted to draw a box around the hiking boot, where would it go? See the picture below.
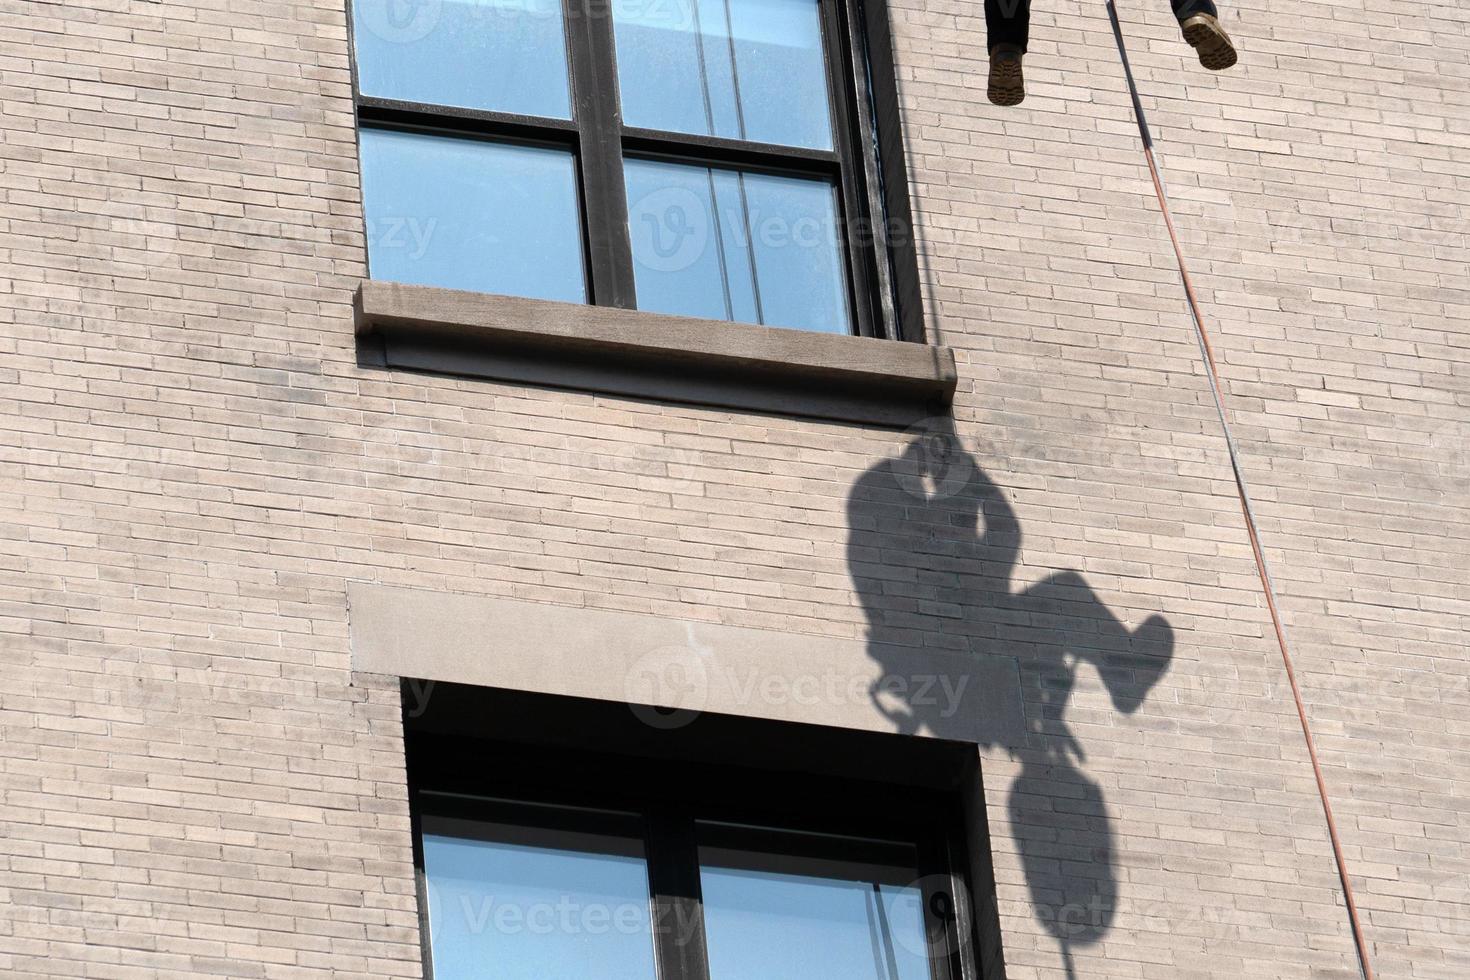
[1180,13,1238,70]
[988,44,1026,106]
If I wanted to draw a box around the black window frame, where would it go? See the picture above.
[346,0,925,342]
[403,684,992,980]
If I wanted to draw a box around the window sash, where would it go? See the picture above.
[410,780,968,980]
[348,0,910,339]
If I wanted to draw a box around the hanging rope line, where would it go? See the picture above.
[1101,5,1377,978]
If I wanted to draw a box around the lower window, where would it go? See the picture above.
[406,686,985,980]
[419,803,655,977]
[697,825,935,979]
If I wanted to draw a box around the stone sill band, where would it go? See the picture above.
[354,281,957,426]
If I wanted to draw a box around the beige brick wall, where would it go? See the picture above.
[1,0,1465,977]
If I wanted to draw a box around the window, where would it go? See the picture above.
[350,0,920,339]
[418,804,657,976]
[405,685,991,979]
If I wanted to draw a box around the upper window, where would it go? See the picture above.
[350,0,920,339]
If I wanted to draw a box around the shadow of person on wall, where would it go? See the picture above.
[847,417,1175,979]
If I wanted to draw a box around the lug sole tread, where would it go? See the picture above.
[1181,16,1239,71]
[989,60,1025,106]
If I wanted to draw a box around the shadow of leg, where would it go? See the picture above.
[1018,571,1175,716]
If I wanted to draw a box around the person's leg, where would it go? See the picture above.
[1172,0,1237,71]
[985,0,1030,51]
[985,0,1030,106]
[1171,0,1218,18]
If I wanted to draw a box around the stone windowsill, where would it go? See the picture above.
[354,281,957,426]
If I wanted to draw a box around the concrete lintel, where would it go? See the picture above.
[348,582,1024,746]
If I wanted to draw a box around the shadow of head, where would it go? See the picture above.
[845,418,1024,740]
[883,417,1007,545]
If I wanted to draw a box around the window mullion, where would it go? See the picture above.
[840,0,901,341]
[644,806,712,980]
[566,0,637,309]
[621,127,841,173]
[919,825,975,980]
[850,0,926,343]
[357,96,581,141]
[819,0,882,339]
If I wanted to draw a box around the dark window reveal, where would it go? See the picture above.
[403,685,993,979]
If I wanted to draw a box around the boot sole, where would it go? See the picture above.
[988,59,1025,106]
[1181,15,1238,71]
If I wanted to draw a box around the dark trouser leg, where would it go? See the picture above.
[985,0,1030,52]
[1172,0,1219,19]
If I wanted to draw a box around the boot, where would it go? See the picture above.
[988,44,1026,106]
[1180,13,1238,70]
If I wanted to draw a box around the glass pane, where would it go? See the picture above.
[360,127,586,303]
[422,814,657,979]
[699,834,932,980]
[353,0,571,119]
[624,158,851,334]
[612,0,834,150]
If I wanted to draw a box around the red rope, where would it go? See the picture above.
[1142,145,1376,980]
[1103,4,1377,976]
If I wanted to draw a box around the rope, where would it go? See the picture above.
[1101,5,1377,978]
